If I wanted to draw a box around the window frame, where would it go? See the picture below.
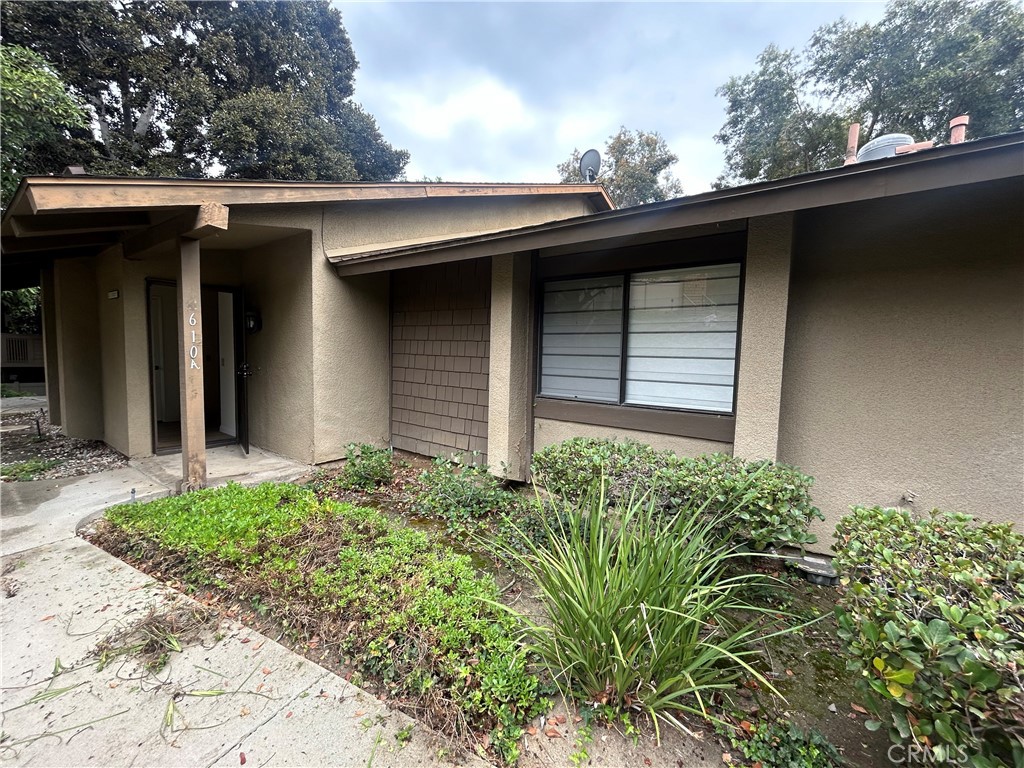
[532,235,746,442]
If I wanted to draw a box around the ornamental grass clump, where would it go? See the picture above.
[833,506,1024,767]
[496,480,791,738]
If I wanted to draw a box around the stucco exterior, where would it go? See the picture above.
[778,181,1024,540]
[732,214,792,461]
[488,252,533,480]
[53,258,102,440]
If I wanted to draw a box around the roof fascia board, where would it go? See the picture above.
[15,180,612,216]
[333,137,1023,276]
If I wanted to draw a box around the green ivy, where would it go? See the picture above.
[833,506,1024,766]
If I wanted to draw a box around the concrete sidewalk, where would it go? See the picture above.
[0,453,486,768]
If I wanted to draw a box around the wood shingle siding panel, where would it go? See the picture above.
[391,260,491,461]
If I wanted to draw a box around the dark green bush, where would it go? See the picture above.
[414,455,524,530]
[833,506,1024,767]
[335,443,394,491]
[531,438,823,551]
[660,454,823,551]
[531,437,669,503]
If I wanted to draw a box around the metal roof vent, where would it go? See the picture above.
[856,133,915,162]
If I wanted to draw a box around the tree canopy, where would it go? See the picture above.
[0,0,408,183]
[558,127,683,208]
[715,0,1024,186]
[0,45,87,205]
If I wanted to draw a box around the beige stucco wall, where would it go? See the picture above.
[95,248,131,455]
[533,418,732,458]
[778,183,1024,546]
[733,214,792,461]
[40,265,61,426]
[53,257,103,439]
[240,232,315,463]
[488,252,532,479]
[321,196,592,253]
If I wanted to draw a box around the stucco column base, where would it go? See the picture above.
[487,252,532,480]
[732,214,793,462]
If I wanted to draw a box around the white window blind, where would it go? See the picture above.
[540,276,623,402]
[625,264,740,412]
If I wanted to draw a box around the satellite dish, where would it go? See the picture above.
[579,149,601,183]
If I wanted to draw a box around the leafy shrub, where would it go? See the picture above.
[335,443,394,491]
[496,480,791,738]
[531,437,669,503]
[414,455,524,531]
[833,506,1024,766]
[531,438,823,551]
[719,718,843,768]
[660,454,823,551]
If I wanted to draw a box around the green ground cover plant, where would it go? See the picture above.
[99,482,546,764]
[531,438,823,551]
[833,506,1024,767]
[1,457,61,480]
[334,443,394,491]
[494,480,797,740]
[413,455,526,534]
[718,717,843,767]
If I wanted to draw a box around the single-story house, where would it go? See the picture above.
[2,131,1021,546]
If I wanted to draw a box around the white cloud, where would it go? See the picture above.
[379,73,536,141]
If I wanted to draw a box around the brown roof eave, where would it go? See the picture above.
[331,131,1024,276]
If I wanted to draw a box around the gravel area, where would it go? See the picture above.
[0,409,128,481]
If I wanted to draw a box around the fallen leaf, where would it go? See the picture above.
[354,710,366,717]
[554,715,567,725]
[851,703,868,714]
[739,720,752,733]
[240,638,251,644]
[722,753,732,764]
[785,669,794,677]
[573,716,582,723]
[240,753,246,765]
[240,706,251,717]
[256,683,264,693]
[753,763,763,768]
[286,711,293,719]
[644,759,652,767]
[40,615,55,622]
[261,667,272,675]
[526,726,537,736]
[544,728,562,739]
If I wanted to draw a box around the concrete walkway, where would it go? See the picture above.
[0,452,486,767]
[0,396,48,416]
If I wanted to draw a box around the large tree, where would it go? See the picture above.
[0,0,408,181]
[0,45,87,206]
[715,0,1024,187]
[558,127,683,208]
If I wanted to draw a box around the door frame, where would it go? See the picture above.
[146,278,245,455]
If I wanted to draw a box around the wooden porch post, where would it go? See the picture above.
[177,237,207,490]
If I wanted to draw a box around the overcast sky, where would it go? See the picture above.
[336,2,887,193]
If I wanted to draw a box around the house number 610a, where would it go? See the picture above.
[188,312,201,370]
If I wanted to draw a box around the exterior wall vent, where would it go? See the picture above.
[856,133,915,162]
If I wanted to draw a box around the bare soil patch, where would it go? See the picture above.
[1,409,128,481]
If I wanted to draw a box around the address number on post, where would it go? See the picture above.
[188,312,200,370]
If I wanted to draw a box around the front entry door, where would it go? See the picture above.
[235,296,251,455]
